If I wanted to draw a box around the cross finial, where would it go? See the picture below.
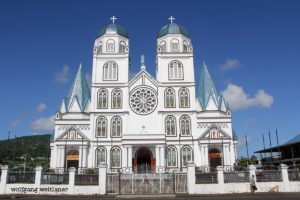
[141,54,146,70]
[110,16,117,24]
[169,16,175,23]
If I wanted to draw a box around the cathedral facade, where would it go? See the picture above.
[50,17,238,173]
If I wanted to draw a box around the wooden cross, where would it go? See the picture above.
[110,16,117,24]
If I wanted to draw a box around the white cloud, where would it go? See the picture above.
[220,58,241,71]
[222,83,274,111]
[31,115,55,131]
[10,117,23,128]
[54,65,70,84]
[36,103,47,113]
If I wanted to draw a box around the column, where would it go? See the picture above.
[187,161,195,194]
[0,165,8,194]
[128,146,132,168]
[280,164,289,192]
[35,166,42,190]
[156,145,160,173]
[160,146,165,171]
[217,166,224,184]
[99,164,107,195]
[248,165,256,182]
[68,167,76,194]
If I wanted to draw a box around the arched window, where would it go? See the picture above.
[181,146,193,167]
[112,88,122,108]
[170,39,179,51]
[111,116,122,137]
[111,147,121,168]
[97,89,108,108]
[165,88,175,108]
[180,115,191,136]
[165,115,176,136]
[106,39,115,52]
[119,41,126,54]
[179,88,190,107]
[96,116,107,137]
[183,41,188,53]
[160,41,166,52]
[103,61,118,80]
[168,60,183,80]
[94,41,102,54]
[96,146,106,166]
[167,146,177,167]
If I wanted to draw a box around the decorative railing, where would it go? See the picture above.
[75,174,98,185]
[195,172,218,184]
[256,170,282,182]
[288,170,300,181]
[224,171,249,183]
[41,173,69,184]
[7,172,35,184]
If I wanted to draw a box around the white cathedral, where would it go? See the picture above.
[50,17,238,173]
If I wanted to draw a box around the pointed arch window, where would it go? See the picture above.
[171,39,179,52]
[180,115,191,136]
[179,88,190,107]
[112,88,122,108]
[111,147,121,168]
[167,146,177,167]
[165,115,176,136]
[111,116,122,137]
[103,61,118,80]
[106,39,115,52]
[96,116,107,137]
[169,60,183,80]
[159,41,166,52]
[181,146,193,167]
[119,41,126,54]
[96,146,106,166]
[97,89,108,108]
[165,88,175,108]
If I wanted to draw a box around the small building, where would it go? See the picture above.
[254,134,300,169]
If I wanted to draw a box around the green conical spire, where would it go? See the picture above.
[65,64,91,112]
[197,63,219,109]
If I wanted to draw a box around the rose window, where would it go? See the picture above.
[130,87,158,115]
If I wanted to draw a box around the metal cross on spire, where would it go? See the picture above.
[169,16,175,23]
[110,16,117,24]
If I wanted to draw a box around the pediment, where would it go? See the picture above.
[56,127,89,142]
[128,69,158,91]
[198,125,231,140]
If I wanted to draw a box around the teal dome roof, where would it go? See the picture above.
[98,23,128,38]
[158,23,190,38]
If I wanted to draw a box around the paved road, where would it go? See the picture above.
[1,193,300,200]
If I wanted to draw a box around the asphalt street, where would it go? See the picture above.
[1,193,300,200]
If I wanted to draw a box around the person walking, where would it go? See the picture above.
[250,175,257,193]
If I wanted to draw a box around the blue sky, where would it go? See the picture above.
[0,0,300,157]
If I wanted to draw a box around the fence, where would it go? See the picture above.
[106,173,120,194]
[256,170,282,182]
[195,172,218,184]
[288,170,300,181]
[75,174,98,185]
[7,172,35,184]
[41,173,69,184]
[224,171,249,183]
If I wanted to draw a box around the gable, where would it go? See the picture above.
[56,127,89,142]
[129,69,158,91]
[198,125,231,140]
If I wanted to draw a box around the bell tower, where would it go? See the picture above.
[156,16,194,83]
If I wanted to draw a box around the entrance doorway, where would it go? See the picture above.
[133,147,155,173]
[66,149,79,170]
[209,148,222,170]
